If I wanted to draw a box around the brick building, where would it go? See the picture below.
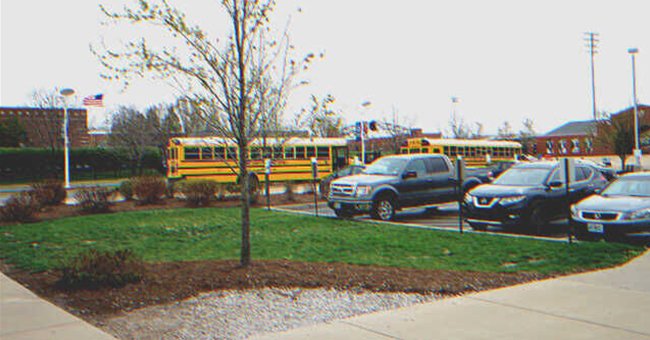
[0,107,90,148]
[534,104,650,158]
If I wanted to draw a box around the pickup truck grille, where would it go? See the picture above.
[330,183,354,197]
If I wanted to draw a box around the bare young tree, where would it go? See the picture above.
[293,94,343,137]
[381,107,412,154]
[518,118,536,155]
[497,121,516,140]
[26,88,63,153]
[448,112,471,139]
[96,0,305,266]
[108,106,159,175]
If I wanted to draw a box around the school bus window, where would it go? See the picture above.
[444,146,450,155]
[295,146,306,159]
[272,146,283,159]
[306,146,316,158]
[409,148,418,154]
[185,147,200,160]
[284,147,295,159]
[401,149,409,154]
[421,148,429,153]
[450,146,457,156]
[317,146,329,158]
[201,147,213,160]
[227,147,238,160]
[250,147,262,160]
[433,148,441,153]
[215,147,225,159]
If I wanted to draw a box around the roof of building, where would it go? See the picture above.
[543,120,597,137]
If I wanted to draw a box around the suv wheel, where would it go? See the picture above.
[528,204,545,234]
[371,196,396,221]
[468,221,488,231]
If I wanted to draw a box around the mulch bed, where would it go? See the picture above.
[1,259,548,319]
[1,192,548,321]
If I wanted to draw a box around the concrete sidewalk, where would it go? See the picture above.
[255,251,650,340]
[0,273,114,340]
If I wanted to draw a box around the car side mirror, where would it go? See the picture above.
[547,181,563,189]
[594,188,602,194]
[402,170,417,179]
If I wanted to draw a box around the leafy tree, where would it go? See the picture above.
[595,114,635,169]
[0,118,27,147]
[96,0,306,266]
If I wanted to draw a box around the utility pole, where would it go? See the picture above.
[584,32,599,120]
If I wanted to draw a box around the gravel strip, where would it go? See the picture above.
[99,288,438,339]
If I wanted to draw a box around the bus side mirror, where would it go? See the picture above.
[402,171,417,179]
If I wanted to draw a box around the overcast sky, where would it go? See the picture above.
[1,0,648,134]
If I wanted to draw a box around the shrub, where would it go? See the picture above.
[131,175,166,205]
[0,192,40,222]
[59,249,144,289]
[74,187,113,214]
[119,180,133,201]
[30,180,66,206]
[179,180,219,207]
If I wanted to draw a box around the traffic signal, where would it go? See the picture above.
[368,120,378,131]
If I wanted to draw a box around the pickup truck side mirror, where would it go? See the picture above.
[547,180,563,189]
[402,170,417,179]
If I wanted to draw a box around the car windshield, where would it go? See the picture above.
[602,178,650,197]
[363,158,408,176]
[493,168,550,186]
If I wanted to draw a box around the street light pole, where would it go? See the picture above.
[359,101,371,164]
[60,88,75,189]
[628,48,641,169]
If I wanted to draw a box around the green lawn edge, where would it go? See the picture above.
[0,207,643,275]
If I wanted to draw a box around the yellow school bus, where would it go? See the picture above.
[400,138,522,166]
[167,137,349,185]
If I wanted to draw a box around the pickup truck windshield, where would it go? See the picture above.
[493,168,550,186]
[364,158,408,176]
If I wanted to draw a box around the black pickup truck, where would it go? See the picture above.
[327,154,489,221]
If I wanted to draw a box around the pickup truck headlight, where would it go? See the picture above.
[355,185,372,197]
[570,205,579,218]
[625,208,650,221]
[499,195,526,206]
[464,193,473,204]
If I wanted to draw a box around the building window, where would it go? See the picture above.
[571,139,580,154]
[546,140,554,154]
[559,140,567,154]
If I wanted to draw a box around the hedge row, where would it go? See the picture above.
[0,147,163,181]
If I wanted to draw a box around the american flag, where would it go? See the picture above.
[83,94,104,107]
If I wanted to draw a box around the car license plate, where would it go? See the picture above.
[587,223,604,233]
[333,202,341,209]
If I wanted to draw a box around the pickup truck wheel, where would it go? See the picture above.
[334,207,354,219]
[371,196,396,221]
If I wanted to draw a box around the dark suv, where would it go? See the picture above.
[463,161,608,233]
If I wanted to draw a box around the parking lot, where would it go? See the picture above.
[277,201,650,246]
[274,201,575,242]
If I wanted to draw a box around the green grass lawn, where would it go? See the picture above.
[0,207,642,274]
